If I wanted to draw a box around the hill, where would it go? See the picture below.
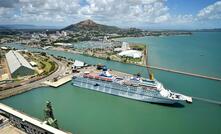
[62,19,122,33]
[0,24,60,30]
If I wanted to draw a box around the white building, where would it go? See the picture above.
[114,42,130,52]
[30,61,37,67]
[54,43,72,46]
[72,60,85,69]
[118,50,142,58]
[61,31,67,36]
[0,46,8,50]
[5,50,34,78]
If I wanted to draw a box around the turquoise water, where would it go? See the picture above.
[1,32,221,134]
[118,32,221,78]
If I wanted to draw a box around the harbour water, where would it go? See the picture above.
[118,32,221,78]
[1,32,221,134]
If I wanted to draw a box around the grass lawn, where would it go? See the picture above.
[129,44,146,51]
[35,57,55,74]
[41,60,52,73]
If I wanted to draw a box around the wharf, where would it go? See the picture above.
[147,65,221,82]
[43,74,73,87]
[145,47,221,81]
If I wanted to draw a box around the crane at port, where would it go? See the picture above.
[145,46,154,80]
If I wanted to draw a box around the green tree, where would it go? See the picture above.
[41,52,47,56]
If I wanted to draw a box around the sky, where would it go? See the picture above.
[0,0,221,29]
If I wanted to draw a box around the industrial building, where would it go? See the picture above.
[118,50,142,58]
[5,50,35,78]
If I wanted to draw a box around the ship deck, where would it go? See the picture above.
[77,66,133,78]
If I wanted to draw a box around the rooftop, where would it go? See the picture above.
[118,50,142,58]
[5,50,33,74]
[0,103,68,134]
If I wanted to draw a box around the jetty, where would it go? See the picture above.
[144,47,221,81]
[147,65,221,81]
[43,74,73,87]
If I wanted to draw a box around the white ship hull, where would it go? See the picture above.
[72,77,179,104]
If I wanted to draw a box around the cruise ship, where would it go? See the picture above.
[72,66,192,104]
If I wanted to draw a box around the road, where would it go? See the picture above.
[0,56,69,99]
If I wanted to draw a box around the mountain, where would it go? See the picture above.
[0,26,17,35]
[0,24,61,35]
[0,24,60,30]
[62,19,121,33]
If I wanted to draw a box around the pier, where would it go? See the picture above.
[145,47,221,81]
[147,65,221,81]
[43,74,73,87]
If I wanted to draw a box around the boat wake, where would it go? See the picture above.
[192,96,221,105]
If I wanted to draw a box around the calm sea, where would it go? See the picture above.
[1,32,221,134]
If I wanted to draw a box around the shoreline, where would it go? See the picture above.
[52,47,221,82]
[52,47,221,81]
[51,45,146,66]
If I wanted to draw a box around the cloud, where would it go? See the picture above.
[0,0,172,26]
[0,0,81,24]
[0,0,220,28]
[18,0,81,22]
[0,0,19,21]
[79,0,170,24]
[172,14,194,24]
[197,1,221,20]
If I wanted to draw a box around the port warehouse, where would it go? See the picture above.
[5,50,35,78]
[0,103,68,134]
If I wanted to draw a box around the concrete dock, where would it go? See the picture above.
[147,65,221,81]
[43,74,73,87]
